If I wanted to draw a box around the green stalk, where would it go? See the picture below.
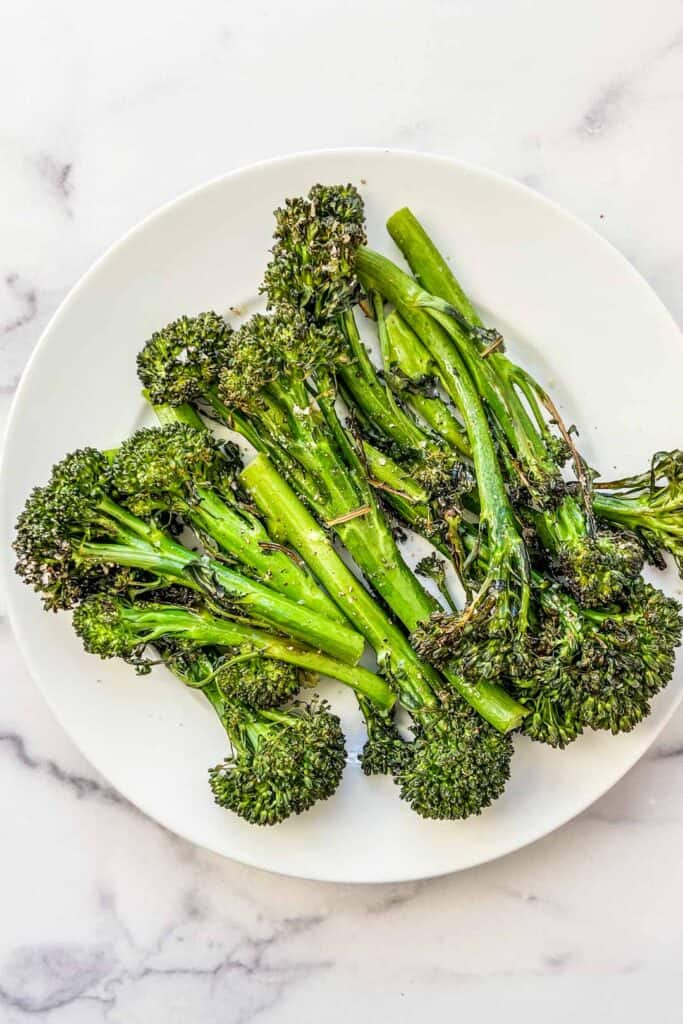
[190,558,363,664]
[356,251,516,474]
[198,677,231,720]
[592,492,683,570]
[336,307,429,456]
[362,440,432,509]
[384,311,470,456]
[147,396,206,430]
[335,507,439,623]
[592,491,683,537]
[388,212,551,430]
[361,441,460,562]
[190,491,335,605]
[76,540,199,584]
[271,383,363,514]
[319,413,446,627]
[313,380,459,621]
[79,536,362,663]
[532,495,586,555]
[122,604,394,709]
[357,248,532,649]
[246,381,361,520]
[97,494,180,552]
[211,396,261,449]
[387,207,479,323]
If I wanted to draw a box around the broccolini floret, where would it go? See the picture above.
[159,642,303,709]
[137,311,233,408]
[262,182,367,322]
[513,578,682,745]
[208,695,346,825]
[166,636,348,824]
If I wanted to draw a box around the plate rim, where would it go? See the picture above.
[2,146,681,884]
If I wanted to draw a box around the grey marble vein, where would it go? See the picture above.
[491,883,561,910]
[35,155,75,216]
[1,275,38,338]
[579,27,683,139]
[366,882,425,914]
[0,944,115,1015]
[0,730,128,806]
[650,740,683,759]
[581,80,627,138]
[102,912,329,1024]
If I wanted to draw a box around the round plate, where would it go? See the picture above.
[2,149,681,883]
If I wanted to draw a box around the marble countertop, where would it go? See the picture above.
[1,1,682,1020]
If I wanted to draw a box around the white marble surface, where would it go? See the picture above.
[1,1,682,1019]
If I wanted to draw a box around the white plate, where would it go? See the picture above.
[2,150,682,883]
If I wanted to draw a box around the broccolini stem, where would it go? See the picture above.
[196,680,260,757]
[313,379,374,505]
[187,490,343,624]
[134,605,395,708]
[361,440,431,502]
[283,372,443,628]
[76,541,200,585]
[360,440,457,560]
[591,491,683,570]
[146,396,206,430]
[592,491,683,533]
[384,312,471,456]
[386,212,548,436]
[242,420,330,518]
[97,494,182,552]
[336,506,440,622]
[336,307,430,457]
[531,494,587,554]
[304,393,444,627]
[194,558,363,664]
[198,678,226,717]
[206,390,265,453]
[387,207,479,323]
[261,373,437,635]
[263,380,366,517]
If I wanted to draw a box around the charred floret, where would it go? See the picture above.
[263,183,366,322]
[137,311,233,407]
[209,697,346,825]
